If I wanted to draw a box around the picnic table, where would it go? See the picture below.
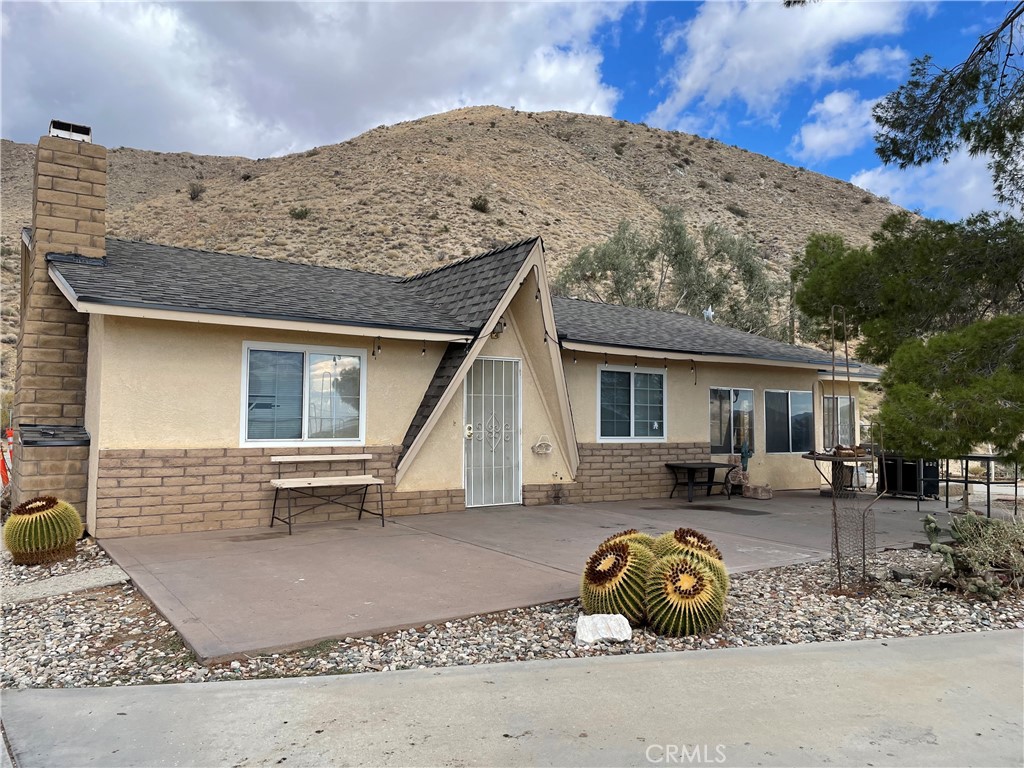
[665,461,739,502]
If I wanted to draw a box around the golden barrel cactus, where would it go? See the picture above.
[600,528,657,552]
[3,496,83,566]
[653,527,729,590]
[645,553,726,637]
[580,540,655,626]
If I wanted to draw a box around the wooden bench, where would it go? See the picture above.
[269,454,385,534]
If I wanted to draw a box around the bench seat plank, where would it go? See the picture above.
[270,454,373,464]
[271,475,383,490]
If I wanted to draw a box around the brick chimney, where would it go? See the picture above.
[11,120,107,522]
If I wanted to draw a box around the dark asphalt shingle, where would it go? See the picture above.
[552,296,879,374]
[49,239,472,335]
[402,238,537,327]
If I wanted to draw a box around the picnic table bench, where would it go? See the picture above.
[269,454,385,534]
[665,461,739,502]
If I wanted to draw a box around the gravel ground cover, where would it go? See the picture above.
[2,546,1022,690]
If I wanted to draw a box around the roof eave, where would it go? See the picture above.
[48,265,474,343]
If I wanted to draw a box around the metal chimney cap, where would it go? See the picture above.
[48,119,92,143]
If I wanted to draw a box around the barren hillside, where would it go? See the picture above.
[1,105,900,385]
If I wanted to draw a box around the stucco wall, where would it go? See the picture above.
[93,316,444,449]
[561,351,855,491]
[398,273,573,492]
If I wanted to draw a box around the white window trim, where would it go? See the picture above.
[764,389,814,455]
[596,364,667,443]
[708,385,754,455]
[240,340,367,448]
[822,394,857,448]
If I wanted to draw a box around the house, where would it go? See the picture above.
[12,123,877,538]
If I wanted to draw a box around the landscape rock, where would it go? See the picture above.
[575,614,632,645]
[743,484,774,500]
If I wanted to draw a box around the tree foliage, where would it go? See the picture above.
[879,316,1024,463]
[553,209,790,340]
[792,212,1024,364]
[872,2,1024,209]
[786,0,1024,208]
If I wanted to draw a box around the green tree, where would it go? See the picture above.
[792,212,1024,364]
[787,0,1024,208]
[553,209,790,340]
[879,316,1024,463]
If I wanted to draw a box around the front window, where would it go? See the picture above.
[823,395,856,448]
[710,387,753,454]
[243,343,365,444]
[765,390,813,453]
[599,367,665,441]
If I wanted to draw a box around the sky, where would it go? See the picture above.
[1,0,1016,222]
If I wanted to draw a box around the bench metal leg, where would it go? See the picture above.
[377,484,385,527]
[270,487,280,528]
[356,484,369,522]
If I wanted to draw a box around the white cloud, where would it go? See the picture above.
[647,0,914,133]
[1,2,626,157]
[790,90,877,163]
[851,151,1011,220]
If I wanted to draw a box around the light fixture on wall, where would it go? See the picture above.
[690,361,697,385]
[421,341,426,356]
[490,317,507,339]
[572,350,577,364]
[603,352,608,366]
[535,289,540,302]
[371,337,382,358]
[634,356,638,369]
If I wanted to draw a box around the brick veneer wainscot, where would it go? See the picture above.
[93,446,466,537]
[523,442,711,505]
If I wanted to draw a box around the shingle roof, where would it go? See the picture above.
[552,296,880,374]
[49,239,472,335]
[402,238,537,327]
[399,342,471,459]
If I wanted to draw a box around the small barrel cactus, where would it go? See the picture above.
[653,528,729,590]
[653,527,724,560]
[3,496,83,566]
[646,553,726,637]
[600,528,657,552]
[580,540,655,626]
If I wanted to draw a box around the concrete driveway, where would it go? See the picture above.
[5,631,1021,767]
[102,492,949,662]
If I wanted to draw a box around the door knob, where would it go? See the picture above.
[465,423,474,439]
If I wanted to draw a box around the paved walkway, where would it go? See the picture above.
[3,631,1021,767]
[101,492,949,662]
[2,564,129,605]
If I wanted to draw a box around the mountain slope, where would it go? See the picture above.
[0,105,900,384]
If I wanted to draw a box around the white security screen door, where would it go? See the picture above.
[465,358,522,506]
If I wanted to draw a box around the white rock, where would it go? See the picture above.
[575,614,632,645]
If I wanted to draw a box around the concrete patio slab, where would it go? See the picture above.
[102,492,951,662]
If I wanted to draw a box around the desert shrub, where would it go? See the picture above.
[722,171,737,183]
[696,179,709,190]
[923,513,1024,599]
[187,182,205,201]
[470,195,491,214]
[612,141,626,156]
[726,203,749,218]
[289,206,312,220]
[240,172,252,181]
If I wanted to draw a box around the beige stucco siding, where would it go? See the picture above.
[399,275,573,492]
[562,351,855,490]
[93,316,444,449]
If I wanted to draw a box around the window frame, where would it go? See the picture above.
[764,389,814,454]
[239,340,367,447]
[822,394,857,449]
[708,386,755,455]
[596,364,667,443]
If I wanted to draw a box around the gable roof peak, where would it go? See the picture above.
[400,236,541,283]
